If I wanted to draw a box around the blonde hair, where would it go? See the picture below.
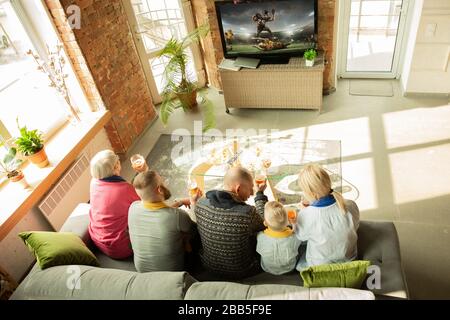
[133,170,159,201]
[264,201,288,231]
[90,150,120,179]
[298,164,347,213]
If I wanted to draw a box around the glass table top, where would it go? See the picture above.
[146,134,353,205]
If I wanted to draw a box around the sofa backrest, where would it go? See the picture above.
[36,203,408,300]
[11,265,375,300]
[10,265,196,300]
[184,282,375,300]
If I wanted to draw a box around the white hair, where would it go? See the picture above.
[90,150,119,179]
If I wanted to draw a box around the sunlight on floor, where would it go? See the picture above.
[342,158,378,211]
[389,143,450,204]
[383,104,450,149]
[306,117,372,158]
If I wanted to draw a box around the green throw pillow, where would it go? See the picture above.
[300,260,371,289]
[18,231,99,270]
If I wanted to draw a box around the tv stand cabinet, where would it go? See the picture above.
[219,55,325,113]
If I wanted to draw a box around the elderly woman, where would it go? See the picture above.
[88,150,147,259]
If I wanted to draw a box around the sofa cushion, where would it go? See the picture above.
[18,231,99,270]
[300,260,371,288]
[308,287,375,300]
[357,221,409,299]
[184,282,375,300]
[59,203,92,245]
[10,265,196,300]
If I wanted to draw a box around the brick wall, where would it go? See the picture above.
[191,0,337,93]
[44,0,156,153]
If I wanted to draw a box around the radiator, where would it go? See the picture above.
[38,154,91,231]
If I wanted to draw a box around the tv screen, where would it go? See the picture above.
[215,0,317,59]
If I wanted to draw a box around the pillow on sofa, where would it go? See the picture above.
[18,231,99,270]
[300,260,371,289]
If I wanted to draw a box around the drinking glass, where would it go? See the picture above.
[188,180,200,197]
[287,208,297,221]
[254,172,266,185]
[130,154,147,172]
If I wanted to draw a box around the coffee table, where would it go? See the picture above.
[146,134,357,205]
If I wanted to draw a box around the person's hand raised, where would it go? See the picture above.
[190,188,203,205]
[254,179,267,193]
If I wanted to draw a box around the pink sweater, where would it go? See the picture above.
[88,178,140,259]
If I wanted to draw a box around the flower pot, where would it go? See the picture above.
[27,147,49,168]
[9,170,29,188]
[305,59,314,67]
[176,90,198,111]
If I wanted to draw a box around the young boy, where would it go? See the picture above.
[128,170,201,272]
[256,201,301,275]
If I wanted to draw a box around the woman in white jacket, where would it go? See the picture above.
[291,164,360,271]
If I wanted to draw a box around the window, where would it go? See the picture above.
[0,0,93,182]
[0,0,68,141]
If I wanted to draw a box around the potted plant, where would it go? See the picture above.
[15,119,49,168]
[156,24,215,132]
[304,48,317,67]
[0,144,29,188]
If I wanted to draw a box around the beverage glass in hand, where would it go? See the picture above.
[130,154,147,172]
[287,208,297,222]
[254,173,266,185]
[188,180,199,197]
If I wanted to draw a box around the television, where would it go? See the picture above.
[215,0,317,63]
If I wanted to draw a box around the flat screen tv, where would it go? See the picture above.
[215,0,317,63]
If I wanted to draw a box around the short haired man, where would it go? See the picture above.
[128,170,200,272]
[194,166,268,279]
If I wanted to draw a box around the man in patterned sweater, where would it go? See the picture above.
[194,167,268,279]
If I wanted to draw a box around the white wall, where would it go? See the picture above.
[400,0,424,93]
[0,129,112,282]
[402,0,450,95]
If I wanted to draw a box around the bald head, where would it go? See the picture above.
[224,167,253,188]
[223,167,254,201]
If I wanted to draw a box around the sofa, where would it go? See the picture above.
[10,204,409,300]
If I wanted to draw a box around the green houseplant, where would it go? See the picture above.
[304,48,317,67]
[0,143,29,188]
[156,24,215,132]
[15,119,49,168]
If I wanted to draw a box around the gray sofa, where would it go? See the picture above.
[11,205,408,300]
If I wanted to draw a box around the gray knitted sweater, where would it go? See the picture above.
[194,190,268,279]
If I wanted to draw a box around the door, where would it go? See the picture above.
[338,0,409,78]
[123,0,206,104]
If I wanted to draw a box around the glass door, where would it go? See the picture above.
[339,0,409,78]
[123,0,206,104]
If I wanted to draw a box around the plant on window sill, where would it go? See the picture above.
[15,118,49,168]
[0,141,29,189]
[27,44,81,124]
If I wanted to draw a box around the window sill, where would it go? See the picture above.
[0,111,111,240]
